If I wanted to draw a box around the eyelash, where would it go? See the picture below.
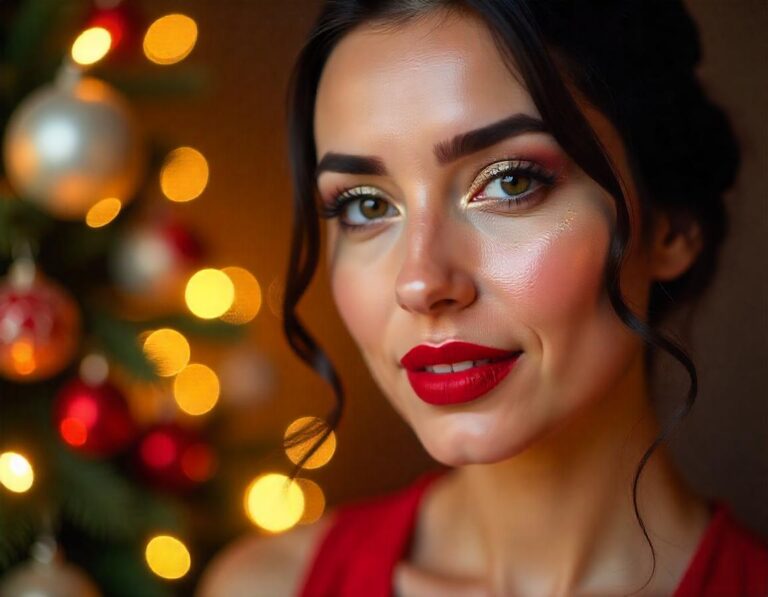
[318,159,558,231]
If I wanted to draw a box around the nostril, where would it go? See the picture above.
[428,297,457,312]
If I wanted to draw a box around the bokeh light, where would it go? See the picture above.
[297,478,325,525]
[9,338,36,376]
[160,147,209,202]
[173,363,220,416]
[221,267,262,324]
[0,451,34,493]
[143,14,198,65]
[244,473,304,533]
[180,443,216,482]
[185,268,234,319]
[71,26,112,65]
[85,197,122,228]
[79,353,109,386]
[142,328,190,377]
[284,417,336,470]
[140,430,176,470]
[145,535,191,580]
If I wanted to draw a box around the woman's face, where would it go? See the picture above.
[313,10,656,466]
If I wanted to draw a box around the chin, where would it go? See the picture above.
[414,418,535,467]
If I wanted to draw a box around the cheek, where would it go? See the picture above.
[482,199,634,396]
[483,206,609,335]
[329,247,394,359]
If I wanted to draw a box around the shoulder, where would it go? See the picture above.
[718,506,768,563]
[196,514,335,597]
[676,502,768,596]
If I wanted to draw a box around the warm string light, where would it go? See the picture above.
[0,451,34,493]
[160,147,209,202]
[85,197,122,228]
[142,328,191,377]
[296,478,325,525]
[244,473,305,533]
[138,328,222,418]
[145,534,191,580]
[143,14,198,65]
[71,26,112,65]
[284,416,336,469]
[173,363,220,416]
[185,268,234,319]
[221,266,262,324]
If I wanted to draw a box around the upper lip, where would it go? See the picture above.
[400,341,521,370]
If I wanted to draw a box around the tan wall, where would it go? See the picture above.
[134,0,767,535]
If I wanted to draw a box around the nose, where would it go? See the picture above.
[394,219,477,315]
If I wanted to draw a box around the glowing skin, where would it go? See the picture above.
[314,9,709,597]
[317,24,644,464]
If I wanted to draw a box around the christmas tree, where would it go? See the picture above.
[0,1,336,595]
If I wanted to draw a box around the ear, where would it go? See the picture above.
[648,210,704,282]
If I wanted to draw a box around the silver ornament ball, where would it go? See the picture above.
[3,74,145,220]
[0,536,101,597]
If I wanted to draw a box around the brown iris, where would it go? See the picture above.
[359,197,389,219]
[500,174,531,196]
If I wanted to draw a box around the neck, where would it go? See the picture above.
[426,352,710,595]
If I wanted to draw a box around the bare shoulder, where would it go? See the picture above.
[196,514,334,597]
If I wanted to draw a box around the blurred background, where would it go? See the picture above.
[0,0,765,595]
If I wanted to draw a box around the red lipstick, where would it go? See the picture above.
[400,341,522,406]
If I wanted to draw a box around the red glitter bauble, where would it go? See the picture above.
[54,378,137,457]
[135,423,216,492]
[0,269,81,382]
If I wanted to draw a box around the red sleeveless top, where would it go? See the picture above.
[298,469,768,597]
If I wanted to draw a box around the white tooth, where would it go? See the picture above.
[451,360,473,372]
[431,364,453,374]
[474,359,490,366]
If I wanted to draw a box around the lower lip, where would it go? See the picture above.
[405,354,521,406]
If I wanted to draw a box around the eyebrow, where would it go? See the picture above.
[314,112,549,179]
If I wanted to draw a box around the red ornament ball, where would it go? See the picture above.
[136,423,216,492]
[0,268,81,382]
[54,378,136,457]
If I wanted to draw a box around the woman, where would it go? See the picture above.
[199,1,768,595]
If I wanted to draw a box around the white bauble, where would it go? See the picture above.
[3,72,145,220]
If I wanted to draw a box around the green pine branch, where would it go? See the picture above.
[54,449,180,542]
[0,498,37,570]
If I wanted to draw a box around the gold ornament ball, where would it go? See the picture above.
[2,76,145,220]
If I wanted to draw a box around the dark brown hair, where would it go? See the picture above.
[282,1,739,591]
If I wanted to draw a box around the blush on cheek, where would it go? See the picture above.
[528,231,608,321]
[483,214,610,336]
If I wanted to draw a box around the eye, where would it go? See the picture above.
[470,160,557,207]
[319,185,399,229]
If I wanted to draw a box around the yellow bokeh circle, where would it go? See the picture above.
[142,328,190,377]
[160,147,209,202]
[0,451,34,493]
[244,473,304,533]
[145,534,191,580]
[297,478,325,525]
[71,26,112,65]
[221,267,262,324]
[185,269,235,319]
[173,363,220,416]
[143,14,198,65]
[284,417,336,470]
[85,197,122,228]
